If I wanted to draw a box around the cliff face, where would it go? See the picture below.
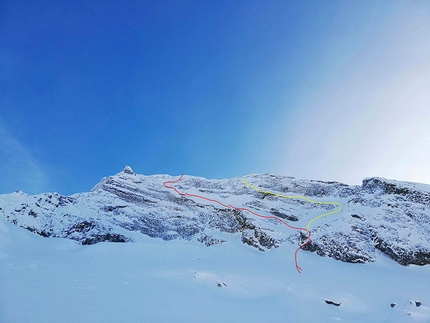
[1,166,429,266]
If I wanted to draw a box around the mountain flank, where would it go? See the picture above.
[1,166,429,266]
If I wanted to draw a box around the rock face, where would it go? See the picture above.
[0,167,429,267]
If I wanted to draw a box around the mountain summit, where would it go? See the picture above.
[1,168,429,267]
[123,165,134,174]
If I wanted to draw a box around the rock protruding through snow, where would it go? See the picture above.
[123,165,134,174]
[0,169,429,267]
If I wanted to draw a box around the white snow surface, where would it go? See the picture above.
[1,218,429,323]
[1,167,430,322]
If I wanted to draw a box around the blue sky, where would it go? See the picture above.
[1,1,430,195]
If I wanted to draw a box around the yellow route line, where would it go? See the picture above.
[241,178,342,230]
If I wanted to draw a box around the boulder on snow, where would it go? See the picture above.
[323,299,341,306]
[411,300,422,307]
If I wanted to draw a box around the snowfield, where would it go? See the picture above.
[1,217,430,322]
[1,167,430,322]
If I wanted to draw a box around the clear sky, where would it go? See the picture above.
[1,1,430,195]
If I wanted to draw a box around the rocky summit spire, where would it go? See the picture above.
[123,165,134,174]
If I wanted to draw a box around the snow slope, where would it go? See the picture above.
[0,217,429,323]
[1,166,430,322]
[1,166,429,267]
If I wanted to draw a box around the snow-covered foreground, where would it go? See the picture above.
[1,218,429,323]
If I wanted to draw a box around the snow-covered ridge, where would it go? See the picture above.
[0,166,429,267]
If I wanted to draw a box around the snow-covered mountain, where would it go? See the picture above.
[1,166,429,268]
[1,166,430,323]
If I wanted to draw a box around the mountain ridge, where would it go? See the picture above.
[1,166,429,269]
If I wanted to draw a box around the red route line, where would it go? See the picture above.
[163,174,312,273]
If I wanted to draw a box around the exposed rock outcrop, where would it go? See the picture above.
[0,169,429,267]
